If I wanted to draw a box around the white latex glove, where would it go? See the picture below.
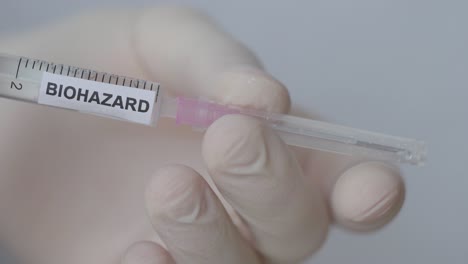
[0,6,405,264]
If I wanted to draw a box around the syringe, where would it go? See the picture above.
[0,53,426,166]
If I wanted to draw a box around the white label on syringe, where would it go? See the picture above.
[39,72,158,125]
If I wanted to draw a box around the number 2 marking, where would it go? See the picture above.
[10,81,23,90]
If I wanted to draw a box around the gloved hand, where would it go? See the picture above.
[0,6,405,264]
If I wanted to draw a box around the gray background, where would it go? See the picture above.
[1,0,467,263]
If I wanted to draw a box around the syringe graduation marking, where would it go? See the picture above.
[15,58,22,79]
[155,84,160,101]
[46,66,158,94]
